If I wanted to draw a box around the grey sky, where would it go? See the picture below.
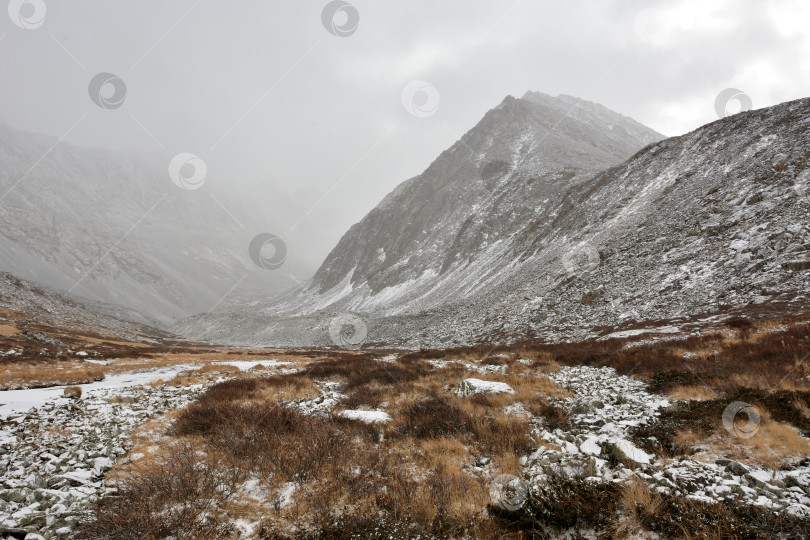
[1,0,808,273]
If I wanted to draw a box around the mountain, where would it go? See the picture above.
[175,95,810,349]
[173,92,671,346]
[0,270,181,363]
[0,123,307,326]
[308,92,662,301]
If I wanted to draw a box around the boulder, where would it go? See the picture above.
[456,378,514,396]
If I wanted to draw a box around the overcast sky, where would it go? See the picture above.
[1,0,808,272]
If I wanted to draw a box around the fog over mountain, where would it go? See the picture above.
[0,121,314,325]
[2,0,810,277]
[1,0,810,330]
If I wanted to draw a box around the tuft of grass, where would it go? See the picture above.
[0,324,19,336]
[620,476,662,530]
[633,389,810,467]
[676,412,810,469]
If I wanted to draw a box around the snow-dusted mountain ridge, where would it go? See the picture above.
[173,93,810,348]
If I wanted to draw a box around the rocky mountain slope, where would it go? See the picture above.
[308,92,661,303]
[0,271,169,339]
[0,123,305,326]
[175,95,810,349]
[174,92,670,346]
[0,270,179,361]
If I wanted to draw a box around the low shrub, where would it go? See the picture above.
[642,491,810,539]
[196,377,261,403]
[537,403,569,432]
[391,396,476,440]
[303,356,432,389]
[74,443,243,540]
[491,474,621,533]
[342,385,385,409]
[173,401,357,484]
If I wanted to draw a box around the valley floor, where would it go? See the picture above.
[1,312,809,539]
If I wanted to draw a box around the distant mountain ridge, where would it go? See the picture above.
[0,122,307,326]
[0,270,168,343]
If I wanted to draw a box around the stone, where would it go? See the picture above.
[456,378,514,396]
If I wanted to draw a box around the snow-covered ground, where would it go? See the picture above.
[0,364,199,419]
[457,378,514,396]
[338,409,392,424]
[0,379,205,537]
[527,366,810,517]
[211,359,295,371]
[0,358,300,538]
[0,359,293,419]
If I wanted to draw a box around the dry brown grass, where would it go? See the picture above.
[621,476,662,521]
[0,361,105,390]
[610,476,664,538]
[676,411,810,469]
[796,399,810,420]
[0,350,310,391]
[0,324,19,336]
[724,371,810,393]
[484,371,573,401]
[79,335,152,347]
[90,365,549,538]
[252,376,320,402]
[78,312,810,538]
[667,384,719,401]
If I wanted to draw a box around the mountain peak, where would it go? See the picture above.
[172,93,663,343]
